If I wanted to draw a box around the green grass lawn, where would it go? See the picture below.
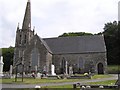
[85,80,116,85]
[43,80,116,88]
[92,74,112,79]
[107,65,120,74]
[0,78,86,84]
[0,75,113,84]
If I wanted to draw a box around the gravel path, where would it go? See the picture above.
[0,74,118,88]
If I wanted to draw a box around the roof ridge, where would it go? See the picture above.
[44,35,106,54]
[43,35,103,40]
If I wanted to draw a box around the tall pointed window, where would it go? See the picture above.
[79,57,84,69]
[19,35,22,44]
[31,48,40,72]
[61,57,66,74]
[24,35,27,43]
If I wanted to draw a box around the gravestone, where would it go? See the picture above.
[9,65,13,78]
[35,65,37,73]
[10,65,12,74]
[0,56,4,77]
[65,61,68,75]
[36,72,41,78]
[69,66,73,76]
[51,64,56,75]
[43,66,46,72]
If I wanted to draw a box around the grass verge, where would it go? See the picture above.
[0,78,85,84]
[85,80,116,85]
[43,80,116,88]
[0,74,113,84]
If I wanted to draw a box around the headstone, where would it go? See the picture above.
[65,61,68,75]
[9,65,13,78]
[43,66,46,72]
[51,64,56,75]
[9,65,13,75]
[35,65,37,73]
[69,66,73,75]
[36,72,41,78]
[23,72,26,76]
[0,56,4,76]
[34,65,38,77]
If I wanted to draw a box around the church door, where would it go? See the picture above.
[97,63,104,74]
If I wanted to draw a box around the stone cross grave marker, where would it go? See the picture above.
[0,56,4,76]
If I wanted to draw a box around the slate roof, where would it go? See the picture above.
[43,35,106,54]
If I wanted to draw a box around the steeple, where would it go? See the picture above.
[22,0,31,30]
[15,0,34,47]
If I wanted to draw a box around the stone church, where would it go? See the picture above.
[13,0,107,75]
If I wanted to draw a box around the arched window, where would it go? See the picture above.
[19,35,22,44]
[61,57,68,74]
[24,35,27,43]
[31,48,40,72]
[78,57,84,69]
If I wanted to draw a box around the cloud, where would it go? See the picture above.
[0,0,119,48]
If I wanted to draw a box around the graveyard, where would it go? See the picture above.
[0,55,119,89]
[0,74,118,89]
[0,74,114,84]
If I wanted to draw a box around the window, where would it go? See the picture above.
[79,57,84,69]
[61,57,66,74]
[24,35,27,43]
[19,35,22,44]
[31,48,40,72]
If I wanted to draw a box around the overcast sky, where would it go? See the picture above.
[0,0,119,48]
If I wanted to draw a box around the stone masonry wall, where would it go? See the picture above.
[52,52,107,74]
[14,35,52,74]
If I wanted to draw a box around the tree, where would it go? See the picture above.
[2,47,14,71]
[98,21,119,65]
[59,32,93,37]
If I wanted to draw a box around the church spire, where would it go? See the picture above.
[28,0,30,2]
[22,0,31,30]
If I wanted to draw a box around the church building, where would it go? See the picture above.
[13,0,107,75]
